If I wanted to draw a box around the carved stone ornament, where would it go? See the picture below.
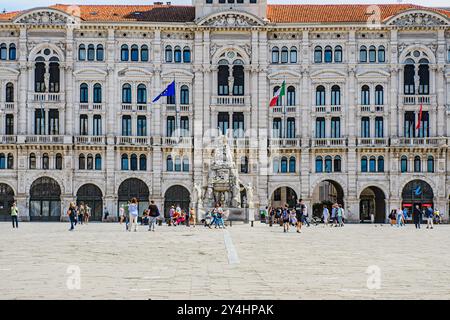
[202,13,262,28]
[16,10,75,25]
[389,12,448,27]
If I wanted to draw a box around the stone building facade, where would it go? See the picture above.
[0,1,449,222]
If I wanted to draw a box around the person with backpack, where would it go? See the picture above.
[413,204,422,229]
[425,206,434,229]
[337,204,344,227]
[294,200,303,233]
[282,204,290,233]
[10,202,19,229]
[300,199,310,227]
[67,202,77,231]
[147,200,160,232]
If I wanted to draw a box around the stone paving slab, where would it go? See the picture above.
[0,222,449,299]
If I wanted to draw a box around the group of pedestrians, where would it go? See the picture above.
[388,205,440,229]
[267,199,310,233]
[203,203,226,229]
[66,202,92,231]
[167,205,196,227]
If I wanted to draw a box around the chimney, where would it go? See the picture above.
[154,2,163,5]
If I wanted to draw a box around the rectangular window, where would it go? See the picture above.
[180,117,189,137]
[34,109,45,135]
[418,111,429,138]
[218,112,229,136]
[137,116,147,136]
[272,118,282,138]
[167,116,175,137]
[93,115,102,136]
[361,117,370,138]
[331,117,341,138]
[315,118,325,138]
[80,115,88,136]
[122,115,132,136]
[5,114,14,135]
[375,117,384,138]
[232,113,244,138]
[48,109,59,135]
[286,118,295,139]
[404,111,415,138]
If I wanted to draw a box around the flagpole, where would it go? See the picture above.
[283,77,286,140]
[174,76,178,138]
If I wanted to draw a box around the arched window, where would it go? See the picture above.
[375,85,384,105]
[280,157,288,173]
[141,45,149,62]
[96,44,104,61]
[80,83,88,103]
[122,84,132,103]
[273,158,279,173]
[281,46,288,63]
[9,44,16,60]
[369,46,376,63]
[360,46,367,62]
[137,84,147,104]
[316,86,326,106]
[5,82,14,102]
[48,57,60,93]
[131,45,139,61]
[427,156,434,173]
[139,154,147,171]
[273,86,282,106]
[180,85,189,104]
[218,64,229,96]
[418,61,429,95]
[272,47,279,63]
[78,44,86,61]
[93,83,102,103]
[361,85,370,105]
[165,46,173,62]
[95,154,102,170]
[34,58,46,92]
[334,45,342,63]
[183,47,191,63]
[404,63,415,94]
[42,153,49,170]
[121,154,128,170]
[325,156,332,173]
[287,86,295,106]
[324,46,333,63]
[289,156,296,173]
[87,44,95,61]
[377,156,384,172]
[182,157,189,172]
[361,156,368,172]
[174,46,182,63]
[0,43,6,60]
[334,156,341,172]
[0,153,5,169]
[315,156,323,173]
[79,154,86,170]
[166,155,173,172]
[401,156,408,173]
[240,156,248,174]
[232,63,244,96]
[87,154,94,170]
[378,45,385,63]
[55,153,62,170]
[130,154,138,171]
[174,156,182,172]
[414,156,421,173]
[29,153,36,169]
[290,47,297,63]
[331,85,341,105]
[121,44,129,61]
[314,46,322,63]
[369,156,376,172]
[6,153,13,169]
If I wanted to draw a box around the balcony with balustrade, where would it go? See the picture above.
[74,136,106,145]
[268,138,301,148]
[271,105,297,114]
[161,136,193,148]
[121,103,149,112]
[79,103,104,111]
[24,135,68,144]
[314,105,342,114]
[210,95,251,111]
[401,95,435,106]
[358,104,385,114]
[1,102,15,111]
[357,137,389,147]
[115,136,151,146]
[311,138,347,147]
[0,135,17,144]
[392,137,447,147]
[29,92,65,103]
[164,104,191,114]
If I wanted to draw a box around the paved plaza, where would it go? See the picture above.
[0,221,449,300]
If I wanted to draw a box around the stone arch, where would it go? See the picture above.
[29,176,62,221]
[162,181,192,198]
[211,45,251,66]
[196,10,266,27]
[163,185,191,218]
[0,182,15,220]
[116,174,152,194]
[13,7,80,25]
[25,173,66,195]
[29,42,65,62]
[269,185,298,209]
[311,178,346,209]
[359,185,387,223]
[358,182,389,200]
[399,44,436,64]
[385,9,449,27]
[73,180,105,198]
[76,183,103,221]
[117,178,150,217]
[398,176,436,199]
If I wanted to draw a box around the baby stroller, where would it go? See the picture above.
[201,211,212,228]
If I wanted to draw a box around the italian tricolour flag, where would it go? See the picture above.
[269,81,286,107]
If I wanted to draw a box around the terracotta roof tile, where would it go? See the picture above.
[0,3,449,24]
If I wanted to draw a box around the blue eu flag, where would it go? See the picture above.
[152,81,175,103]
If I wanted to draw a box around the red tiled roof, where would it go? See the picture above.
[0,3,449,24]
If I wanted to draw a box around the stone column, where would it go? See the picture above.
[64,26,74,136]
[17,26,28,135]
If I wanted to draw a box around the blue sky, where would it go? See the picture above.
[2,0,449,12]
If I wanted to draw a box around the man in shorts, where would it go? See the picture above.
[294,200,303,233]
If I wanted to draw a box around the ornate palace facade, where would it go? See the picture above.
[0,1,449,222]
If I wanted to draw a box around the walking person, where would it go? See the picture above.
[300,199,310,227]
[268,207,275,227]
[322,205,329,226]
[370,210,375,224]
[67,202,77,231]
[413,204,422,229]
[282,204,290,233]
[168,205,175,226]
[10,202,19,229]
[78,203,84,225]
[147,200,160,232]
[189,207,196,227]
[103,206,109,222]
[128,198,139,232]
[331,204,338,227]
[337,204,344,227]
[294,200,303,233]
[396,207,404,227]
[84,204,91,224]
[426,206,434,229]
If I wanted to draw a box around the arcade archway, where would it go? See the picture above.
[77,184,103,221]
[312,180,344,207]
[29,177,61,221]
[359,186,386,223]
[118,178,149,217]
[270,186,297,209]
[401,180,434,214]
[164,185,191,217]
[0,183,15,221]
